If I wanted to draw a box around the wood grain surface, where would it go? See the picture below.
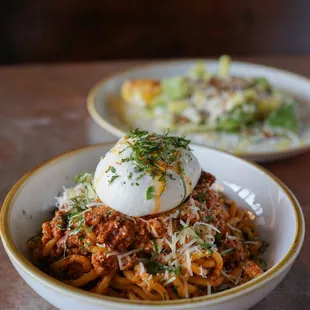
[0,57,309,309]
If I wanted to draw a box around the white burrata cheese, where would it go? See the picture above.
[94,135,201,217]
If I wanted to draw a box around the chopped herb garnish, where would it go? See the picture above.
[122,129,191,200]
[109,175,120,185]
[146,260,182,275]
[177,161,185,177]
[215,232,221,245]
[136,182,139,186]
[128,172,133,179]
[125,129,190,177]
[69,227,82,235]
[87,225,93,233]
[110,166,116,173]
[74,172,89,184]
[152,238,159,257]
[177,162,187,201]
[56,224,67,231]
[205,215,213,222]
[134,166,144,173]
[200,242,215,249]
[167,172,176,180]
[146,186,155,200]
[258,258,267,270]
[198,192,208,202]
[137,171,147,180]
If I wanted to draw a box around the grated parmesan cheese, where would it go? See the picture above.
[172,209,180,218]
[118,249,140,259]
[150,225,159,238]
[226,223,242,233]
[221,270,235,283]
[183,276,189,298]
[163,276,176,287]
[86,202,105,208]
[194,222,221,233]
[227,235,238,240]
[220,248,234,256]
[245,241,260,244]
[117,249,141,270]
[179,238,197,254]
[185,249,193,276]
[96,243,107,248]
[117,255,124,270]
[189,206,200,219]
[139,262,145,275]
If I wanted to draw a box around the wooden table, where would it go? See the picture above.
[0,57,309,309]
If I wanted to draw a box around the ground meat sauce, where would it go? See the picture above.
[91,251,119,276]
[37,171,263,281]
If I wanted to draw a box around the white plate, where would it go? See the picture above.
[87,60,310,162]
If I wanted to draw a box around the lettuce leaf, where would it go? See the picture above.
[264,102,299,133]
[216,102,257,131]
[162,77,192,100]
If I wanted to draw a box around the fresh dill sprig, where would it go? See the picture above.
[109,174,120,185]
[125,129,191,198]
[125,129,191,179]
[74,172,91,184]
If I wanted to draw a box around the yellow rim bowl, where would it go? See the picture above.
[0,143,305,307]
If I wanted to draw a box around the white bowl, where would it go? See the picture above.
[87,60,310,162]
[0,143,305,310]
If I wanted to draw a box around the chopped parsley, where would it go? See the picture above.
[152,238,159,257]
[109,175,119,185]
[177,161,187,202]
[258,258,267,270]
[200,242,215,249]
[205,215,213,222]
[197,192,208,203]
[146,186,155,200]
[87,225,93,233]
[124,129,191,198]
[74,172,89,184]
[69,226,82,235]
[146,260,182,275]
[215,232,221,245]
[56,224,67,231]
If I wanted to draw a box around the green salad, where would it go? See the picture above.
[121,56,302,151]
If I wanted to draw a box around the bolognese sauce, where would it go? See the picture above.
[30,171,266,299]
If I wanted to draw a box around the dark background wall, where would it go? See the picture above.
[1,0,309,64]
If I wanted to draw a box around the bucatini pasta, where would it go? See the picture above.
[29,170,267,300]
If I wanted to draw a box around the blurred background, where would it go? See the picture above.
[1,0,309,65]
